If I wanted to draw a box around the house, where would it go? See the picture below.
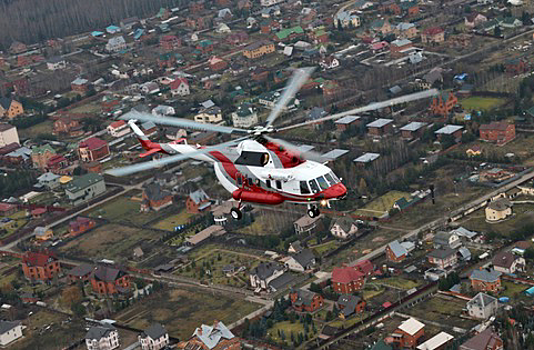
[433,231,462,249]
[466,145,482,157]
[106,36,127,52]
[4,146,31,164]
[0,321,23,347]
[492,251,524,274]
[320,56,340,70]
[467,292,498,320]
[470,269,502,292]
[354,152,380,165]
[177,321,240,350]
[107,120,130,138]
[65,173,106,205]
[186,189,211,213]
[400,122,427,140]
[294,214,322,234]
[0,203,17,216]
[37,172,61,190]
[67,263,94,283]
[335,11,361,28]
[69,217,96,237]
[435,125,464,142]
[485,198,512,222]
[500,17,522,29]
[427,248,458,269]
[367,119,393,136]
[232,104,258,128]
[390,39,413,57]
[139,323,169,350]
[332,265,365,293]
[422,27,445,44]
[504,58,527,74]
[53,117,84,138]
[330,217,358,239]
[21,250,61,282]
[386,240,408,263]
[430,92,457,117]
[0,98,24,119]
[392,317,425,349]
[370,19,392,35]
[71,78,90,94]
[250,262,284,290]
[0,124,19,148]
[185,225,226,246]
[420,69,444,89]
[86,324,120,350]
[243,41,275,59]
[465,13,488,28]
[285,249,316,272]
[395,22,418,39]
[169,78,189,97]
[79,137,110,162]
[160,35,181,51]
[479,122,515,145]
[194,107,223,124]
[416,332,454,350]
[335,116,360,131]
[141,183,173,211]
[121,17,139,30]
[337,294,366,319]
[371,340,393,350]
[90,265,130,295]
[152,105,175,116]
[459,328,503,350]
[47,56,66,70]
[290,289,324,312]
[354,260,374,277]
[209,56,228,71]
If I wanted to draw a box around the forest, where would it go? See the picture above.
[0,0,186,50]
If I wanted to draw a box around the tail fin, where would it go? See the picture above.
[128,120,162,156]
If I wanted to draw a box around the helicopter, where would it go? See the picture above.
[106,68,438,220]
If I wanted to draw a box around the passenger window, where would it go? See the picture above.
[317,176,329,190]
[309,180,320,193]
[300,181,310,194]
[276,180,282,190]
[266,180,271,188]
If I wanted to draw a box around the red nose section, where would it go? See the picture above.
[324,182,347,199]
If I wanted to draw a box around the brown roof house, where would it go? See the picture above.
[141,183,173,212]
[459,328,503,350]
[492,251,524,275]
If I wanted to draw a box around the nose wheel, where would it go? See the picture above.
[231,207,243,220]
[307,205,320,218]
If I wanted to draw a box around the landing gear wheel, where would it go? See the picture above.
[313,207,320,217]
[231,207,243,220]
[307,206,319,218]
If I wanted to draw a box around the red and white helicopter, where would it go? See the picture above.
[106,68,438,220]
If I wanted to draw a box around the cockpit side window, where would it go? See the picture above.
[309,179,320,193]
[324,173,335,185]
[330,172,340,183]
[316,176,329,190]
[300,181,310,194]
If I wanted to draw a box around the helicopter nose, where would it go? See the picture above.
[324,182,347,199]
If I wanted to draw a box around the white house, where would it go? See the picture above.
[194,106,223,124]
[284,249,316,272]
[467,292,498,320]
[140,82,160,95]
[427,248,458,269]
[231,104,258,128]
[0,321,23,347]
[86,325,120,350]
[47,56,67,70]
[261,0,284,7]
[433,231,462,250]
[492,251,525,274]
[107,120,130,138]
[152,105,175,116]
[139,323,169,350]
[335,11,361,28]
[106,36,127,52]
[170,78,190,97]
[330,218,358,239]
[320,56,340,70]
[249,262,284,290]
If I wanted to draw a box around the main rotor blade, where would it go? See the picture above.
[265,67,315,128]
[121,111,249,135]
[264,136,325,162]
[278,89,439,132]
[105,137,247,177]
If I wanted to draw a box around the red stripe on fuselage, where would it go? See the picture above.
[209,151,239,179]
[263,142,305,169]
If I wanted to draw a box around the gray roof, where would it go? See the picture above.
[459,247,472,260]
[251,262,283,280]
[467,292,497,309]
[143,183,172,201]
[337,294,362,317]
[193,321,234,350]
[451,227,477,239]
[189,189,209,204]
[0,320,20,335]
[68,263,93,277]
[388,240,408,258]
[0,98,12,110]
[321,149,349,161]
[37,172,60,182]
[308,107,327,120]
[291,288,318,307]
[354,152,380,163]
[427,247,456,259]
[400,121,427,132]
[86,324,116,340]
[330,217,355,233]
[92,265,125,282]
[460,328,501,350]
[6,146,31,160]
[335,115,360,124]
[433,231,453,246]
[141,323,167,340]
[268,272,295,290]
[435,125,463,135]
[291,248,315,268]
[66,173,104,193]
[470,269,502,282]
[391,38,412,47]
[72,78,88,85]
[488,198,512,211]
[367,118,393,128]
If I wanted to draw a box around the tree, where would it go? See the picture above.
[494,26,502,37]
[62,286,82,307]
[71,302,86,318]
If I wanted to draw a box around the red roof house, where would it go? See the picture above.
[479,122,515,145]
[354,260,374,276]
[78,137,110,162]
[21,250,61,282]
[69,217,96,237]
[331,265,365,294]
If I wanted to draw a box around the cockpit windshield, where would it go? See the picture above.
[316,176,329,190]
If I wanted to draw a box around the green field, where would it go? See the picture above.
[267,321,311,343]
[116,287,260,339]
[460,203,534,237]
[501,281,528,298]
[460,96,507,111]
[18,119,54,139]
[379,277,421,290]
[354,191,411,218]
[152,210,195,231]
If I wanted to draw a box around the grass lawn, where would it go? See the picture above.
[60,223,165,263]
[379,277,421,290]
[460,96,507,111]
[267,321,310,343]
[69,102,101,114]
[18,119,54,139]
[328,313,368,328]
[460,203,534,237]
[501,281,528,298]
[116,287,260,339]
[312,241,338,256]
[404,295,478,329]
[152,210,195,231]
[363,285,386,300]
[354,191,411,218]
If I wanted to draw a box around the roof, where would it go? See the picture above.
[86,324,117,340]
[367,118,393,128]
[388,240,408,258]
[332,265,364,284]
[371,340,393,350]
[0,98,13,110]
[269,272,295,290]
[38,172,60,182]
[423,27,444,35]
[354,260,374,275]
[416,331,453,350]
[435,125,463,135]
[0,321,20,335]
[492,251,519,269]
[252,262,283,280]
[32,144,55,155]
[467,292,497,309]
[487,198,512,211]
[451,227,477,239]
[244,40,273,51]
[193,321,234,349]
[92,265,125,282]
[479,121,511,131]
[354,152,380,163]
[79,137,107,151]
[68,263,93,277]
[72,78,88,85]
[321,149,349,161]
[391,39,412,47]
[66,173,104,193]
[397,317,425,336]
[109,120,126,129]
[141,323,167,340]
[460,328,502,350]
[186,225,225,245]
[292,288,319,306]
[470,269,502,282]
[396,22,415,31]
[143,183,172,202]
[337,294,362,317]
[331,217,356,233]
[335,115,360,124]
[291,249,316,267]
[23,251,57,266]
[427,248,456,260]
[400,121,427,132]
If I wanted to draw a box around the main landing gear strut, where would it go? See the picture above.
[231,201,243,220]
[307,204,320,218]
